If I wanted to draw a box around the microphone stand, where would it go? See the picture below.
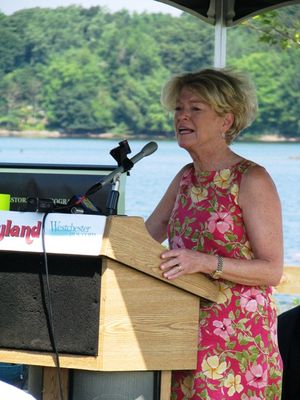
[106,173,121,215]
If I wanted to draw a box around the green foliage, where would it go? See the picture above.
[0,27,24,75]
[39,47,115,132]
[0,4,299,138]
[245,6,300,49]
[228,5,300,138]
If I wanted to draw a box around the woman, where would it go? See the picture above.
[146,68,283,399]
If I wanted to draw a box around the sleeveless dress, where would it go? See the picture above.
[168,160,282,400]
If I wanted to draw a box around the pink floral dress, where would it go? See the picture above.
[168,160,282,400]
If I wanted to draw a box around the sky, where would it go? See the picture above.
[1,0,182,16]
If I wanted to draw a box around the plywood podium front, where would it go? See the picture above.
[0,213,219,400]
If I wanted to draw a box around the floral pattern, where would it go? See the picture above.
[168,160,282,400]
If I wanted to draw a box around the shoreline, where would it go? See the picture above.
[0,129,168,141]
[0,130,299,143]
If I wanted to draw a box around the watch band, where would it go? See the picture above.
[211,255,224,279]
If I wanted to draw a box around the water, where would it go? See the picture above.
[1,136,300,312]
[0,137,299,264]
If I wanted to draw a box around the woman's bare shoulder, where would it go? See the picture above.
[166,163,193,197]
[240,162,280,206]
[242,162,274,185]
[175,162,193,179]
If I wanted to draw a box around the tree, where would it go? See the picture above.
[40,48,115,132]
[0,5,299,138]
[243,6,300,49]
[0,16,24,75]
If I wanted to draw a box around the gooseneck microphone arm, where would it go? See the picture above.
[106,173,121,215]
[85,141,158,197]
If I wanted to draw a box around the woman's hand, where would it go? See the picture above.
[160,248,208,280]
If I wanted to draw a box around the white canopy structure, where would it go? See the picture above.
[157,0,300,66]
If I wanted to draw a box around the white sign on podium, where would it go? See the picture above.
[0,211,106,256]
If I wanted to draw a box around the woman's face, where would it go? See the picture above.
[174,87,231,150]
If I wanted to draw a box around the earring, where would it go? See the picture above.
[221,131,226,140]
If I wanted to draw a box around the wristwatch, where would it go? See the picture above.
[211,255,224,279]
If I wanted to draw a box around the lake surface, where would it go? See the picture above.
[1,137,299,264]
[1,136,299,312]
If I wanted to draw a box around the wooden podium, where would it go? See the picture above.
[0,214,219,400]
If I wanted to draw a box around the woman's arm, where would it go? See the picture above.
[160,165,283,287]
[145,165,189,243]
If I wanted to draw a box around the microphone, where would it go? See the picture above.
[85,141,158,196]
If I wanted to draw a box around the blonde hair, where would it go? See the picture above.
[161,68,258,144]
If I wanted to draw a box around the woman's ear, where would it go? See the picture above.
[222,112,234,131]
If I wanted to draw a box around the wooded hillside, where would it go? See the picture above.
[0,5,299,138]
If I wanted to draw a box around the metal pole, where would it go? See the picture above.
[214,0,227,67]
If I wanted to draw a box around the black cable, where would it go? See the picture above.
[41,212,65,400]
[153,371,161,400]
